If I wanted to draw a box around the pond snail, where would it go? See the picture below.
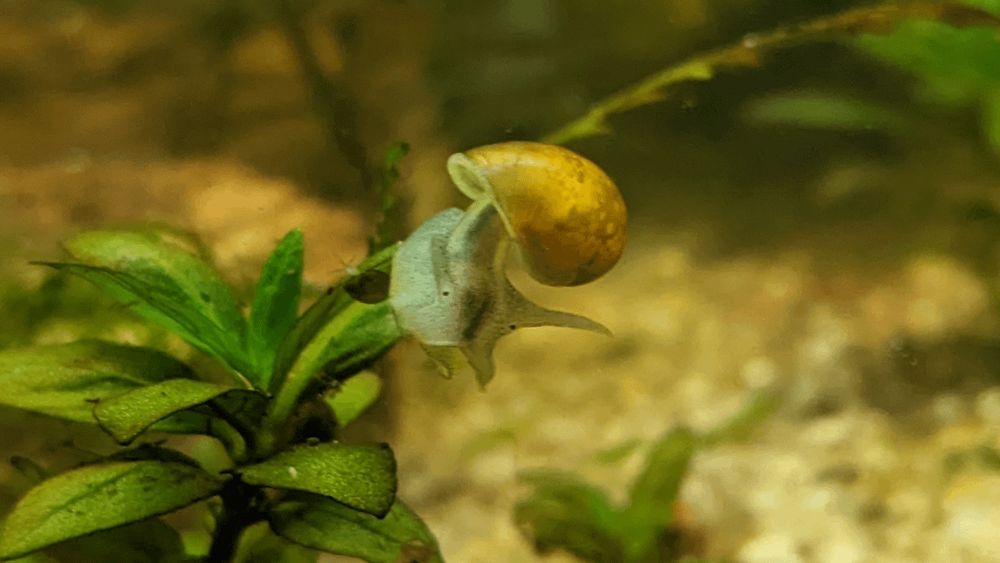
[389,141,627,387]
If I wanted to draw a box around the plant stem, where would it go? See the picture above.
[542,1,1000,145]
[274,0,375,195]
[207,480,261,562]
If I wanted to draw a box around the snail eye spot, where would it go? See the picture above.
[442,291,450,296]
[508,324,516,330]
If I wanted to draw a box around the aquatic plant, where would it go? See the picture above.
[514,393,777,563]
[0,223,438,562]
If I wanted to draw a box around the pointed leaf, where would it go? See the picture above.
[0,341,193,423]
[325,370,382,428]
[268,301,401,430]
[238,443,396,516]
[514,470,623,563]
[269,496,441,563]
[272,244,397,392]
[247,229,304,388]
[0,459,224,559]
[622,427,697,561]
[44,228,249,376]
[93,379,264,444]
[308,302,400,376]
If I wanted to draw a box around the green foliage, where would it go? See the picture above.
[238,443,396,517]
[515,393,777,563]
[326,370,383,428]
[0,227,435,562]
[263,298,401,438]
[271,244,397,391]
[855,0,1000,151]
[233,523,317,563]
[0,459,222,559]
[92,379,262,444]
[0,340,195,423]
[41,228,252,380]
[542,1,999,145]
[269,496,442,563]
[514,471,624,563]
[621,428,697,562]
[248,229,304,388]
[514,431,694,563]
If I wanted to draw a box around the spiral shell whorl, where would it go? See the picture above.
[451,141,627,286]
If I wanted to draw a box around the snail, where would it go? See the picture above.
[389,141,627,387]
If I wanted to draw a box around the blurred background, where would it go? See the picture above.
[3,0,1000,561]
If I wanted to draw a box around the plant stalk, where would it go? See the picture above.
[206,480,261,562]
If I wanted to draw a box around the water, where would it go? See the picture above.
[2,1,1000,561]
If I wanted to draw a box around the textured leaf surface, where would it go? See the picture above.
[303,299,401,379]
[239,443,396,516]
[247,229,304,388]
[268,300,401,430]
[271,244,397,392]
[326,371,382,428]
[0,460,223,559]
[270,496,441,563]
[46,229,249,375]
[93,379,262,444]
[0,341,193,423]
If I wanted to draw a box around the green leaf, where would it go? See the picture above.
[271,244,397,391]
[93,379,264,444]
[856,16,1000,107]
[0,341,193,423]
[267,300,401,433]
[621,427,697,562]
[269,496,441,563]
[247,230,304,388]
[743,92,909,134]
[0,459,224,559]
[514,470,623,563]
[43,228,249,377]
[233,522,317,563]
[44,518,186,563]
[325,371,382,428]
[699,391,779,447]
[310,303,401,377]
[238,442,396,517]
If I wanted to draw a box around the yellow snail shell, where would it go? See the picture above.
[447,141,627,286]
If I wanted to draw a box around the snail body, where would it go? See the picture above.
[389,142,626,387]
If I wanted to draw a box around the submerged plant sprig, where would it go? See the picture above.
[543,1,1000,145]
